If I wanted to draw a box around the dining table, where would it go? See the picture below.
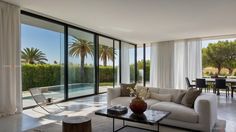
[192,78,236,96]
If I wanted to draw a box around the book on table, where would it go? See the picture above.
[107,105,128,115]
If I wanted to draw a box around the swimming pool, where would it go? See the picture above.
[22,83,109,107]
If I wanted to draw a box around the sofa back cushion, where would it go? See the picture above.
[181,88,202,108]
[151,93,172,102]
[158,88,181,95]
[173,90,186,104]
[137,87,151,99]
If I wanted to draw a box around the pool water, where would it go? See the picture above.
[22,83,109,107]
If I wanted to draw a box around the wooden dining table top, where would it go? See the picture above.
[192,78,236,83]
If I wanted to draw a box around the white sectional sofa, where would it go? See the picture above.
[107,87,218,132]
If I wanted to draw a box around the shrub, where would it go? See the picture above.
[22,64,118,91]
[22,64,62,91]
[99,66,114,82]
[22,64,150,91]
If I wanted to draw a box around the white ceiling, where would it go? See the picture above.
[11,0,236,44]
[2,0,20,5]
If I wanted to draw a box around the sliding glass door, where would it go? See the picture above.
[68,27,95,98]
[21,11,137,108]
[98,36,114,93]
[98,37,120,92]
[21,14,65,107]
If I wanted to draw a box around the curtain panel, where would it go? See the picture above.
[0,1,22,116]
[174,39,202,89]
[150,41,175,88]
[121,43,130,83]
[150,39,202,89]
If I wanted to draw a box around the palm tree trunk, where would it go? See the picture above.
[80,56,85,83]
[103,59,107,66]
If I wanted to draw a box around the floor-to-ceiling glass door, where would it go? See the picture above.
[98,36,114,93]
[21,14,65,108]
[21,11,137,108]
[68,27,95,98]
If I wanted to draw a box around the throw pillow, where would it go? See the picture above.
[151,93,172,102]
[120,83,136,97]
[181,88,202,108]
[138,87,151,99]
[172,91,186,104]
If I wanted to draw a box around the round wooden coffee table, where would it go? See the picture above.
[63,116,91,132]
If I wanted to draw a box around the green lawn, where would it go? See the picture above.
[99,82,113,86]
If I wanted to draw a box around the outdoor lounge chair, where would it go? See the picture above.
[29,88,64,114]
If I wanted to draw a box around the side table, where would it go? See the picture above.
[63,116,91,132]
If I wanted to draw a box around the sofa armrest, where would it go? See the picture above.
[194,93,217,132]
[107,88,121,106]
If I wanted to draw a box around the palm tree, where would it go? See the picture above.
[69,37,93,81]
[21,48,48,64]
[99,45,115,66]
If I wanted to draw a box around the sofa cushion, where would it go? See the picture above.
[145,99,161,108]
[120,83,136,97]
[150,93,172,102]
[111,97,160,108]
[150,102,199,123]
[181,88,202,108]
[172,91,186,104]
[138,87,151,99]
[158,88,179,95]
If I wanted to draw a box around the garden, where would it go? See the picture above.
[202,40,236,77]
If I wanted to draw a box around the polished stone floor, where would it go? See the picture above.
[0,93,235,132]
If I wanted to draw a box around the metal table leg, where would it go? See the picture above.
[113,118,115,132]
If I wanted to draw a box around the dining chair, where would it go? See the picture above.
[231,85,236,98]
[215,78,229,97]
[185,77,195,88]
[196,78,208,92]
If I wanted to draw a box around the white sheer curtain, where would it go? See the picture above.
[186,39,202,81]
[150,43,158,87]
[174,40,188,89]
[150,41,175,88]
[121,42,130,83]
[0,1,22,116]
[150,39,202,89]
[173,39,202,89]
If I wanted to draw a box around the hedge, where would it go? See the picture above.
[22,64,62,91]
[22,64,150,91]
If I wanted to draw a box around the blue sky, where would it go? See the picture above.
[21,24,132,65]
[21,24,64,64]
